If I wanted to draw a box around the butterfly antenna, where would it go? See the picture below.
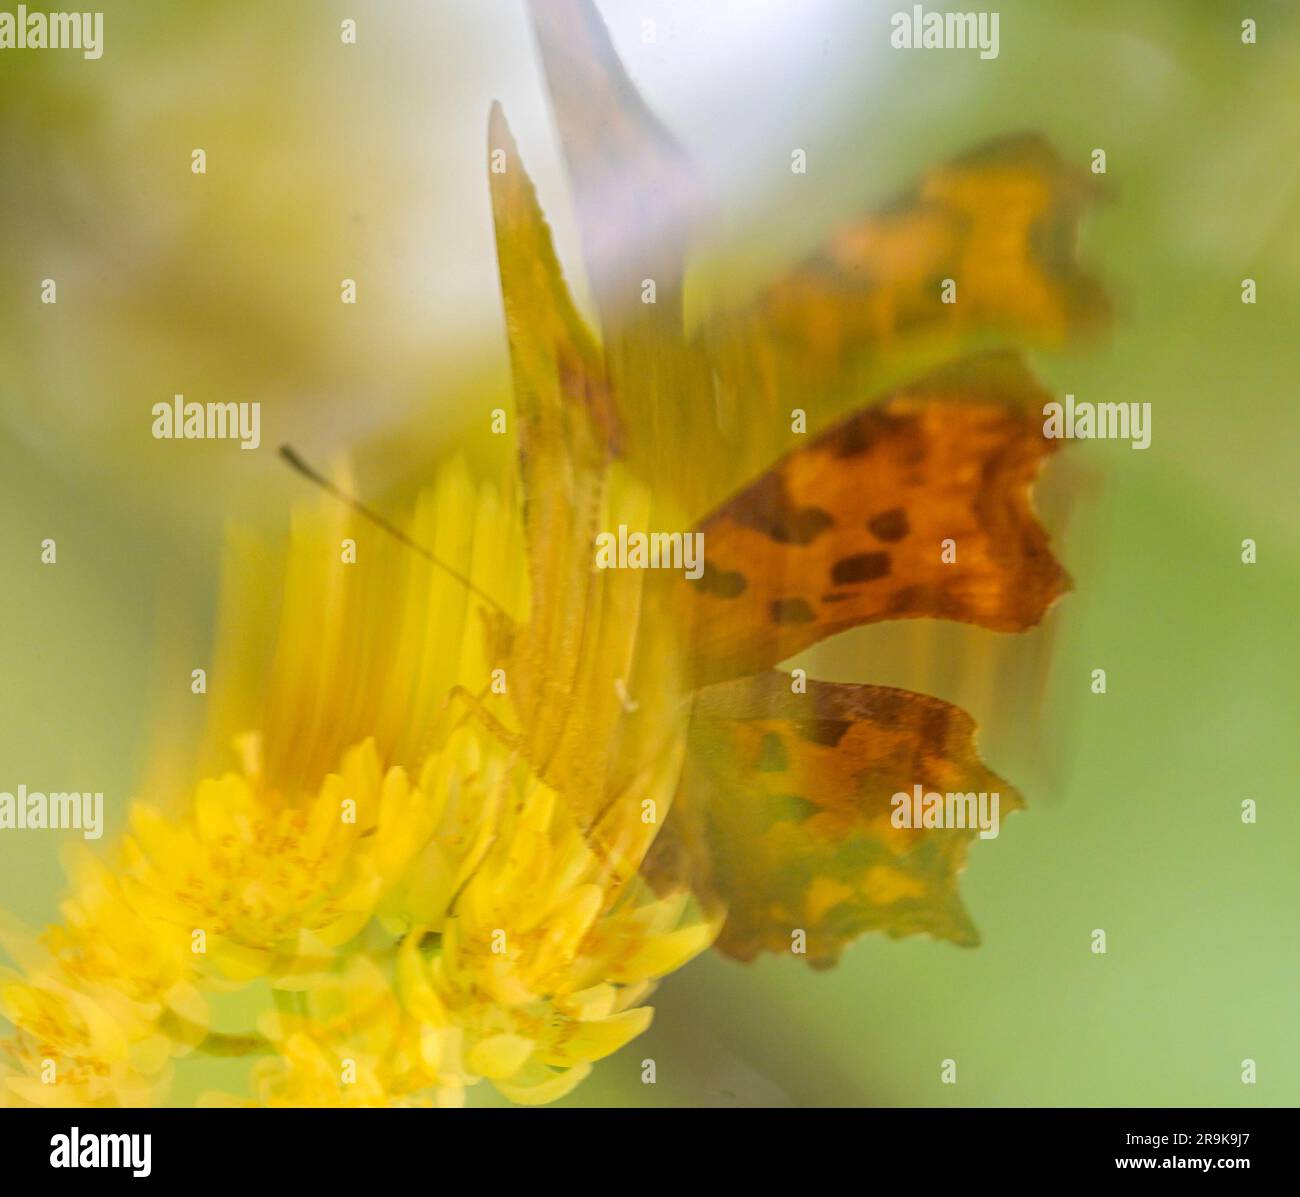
[279,444,512,618]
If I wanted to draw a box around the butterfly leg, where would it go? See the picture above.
[441,684,525,754]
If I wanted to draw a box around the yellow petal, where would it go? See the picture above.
[608,922,717,983]
[466,1033,535,1079]
[494,1061,591,1106]
[537,1006,652,1067]
[397,932,448,1028]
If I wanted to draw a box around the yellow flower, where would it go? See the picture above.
[203,958,461,1109]
[0,972,166,1108]
[42,852,206,1046]
[366,726,507,935]
[1,451,717,1107]
[398,730,718,1105]
[117,743,394,984]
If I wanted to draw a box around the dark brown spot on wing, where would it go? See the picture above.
[830,552,890,585]
[828,407,909,459]
[867,507,910,541]
[861,687,906,729]
[732,472,834,545]
[771,597,816,624]
[795,718,852,748]
[692,561,748,598]
[921,705,952,751]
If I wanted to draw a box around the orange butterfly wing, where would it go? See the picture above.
[698,134,1108,512]
[646,671,1021,966]
[661,351,1067,689]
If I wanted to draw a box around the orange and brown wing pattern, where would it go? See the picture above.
[698,134,1108,506]
[665,351,1067,688]
[653,671,1021,967]
[705,132,1108,398]
[760,135,1104,346]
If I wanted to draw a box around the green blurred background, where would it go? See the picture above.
[1,0,1296,1106]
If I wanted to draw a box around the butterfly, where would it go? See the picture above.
[471,0,1108,968]
[259,0,1108,972]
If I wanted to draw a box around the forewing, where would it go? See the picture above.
[666,352,1068,687]
[486,103,622,787]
